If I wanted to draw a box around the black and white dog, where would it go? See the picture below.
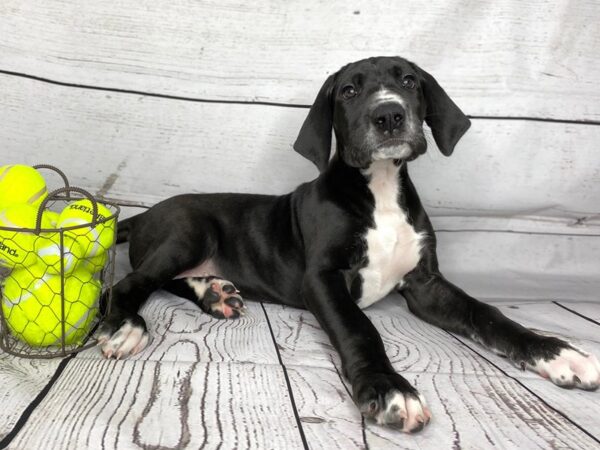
[98,56,600,433]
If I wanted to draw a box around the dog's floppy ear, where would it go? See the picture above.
[293,73,336,172]
[413,63,471,156]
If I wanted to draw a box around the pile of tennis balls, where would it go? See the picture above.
[0,164,116,347]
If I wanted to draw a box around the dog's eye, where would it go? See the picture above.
[402,75,416,89]
[341,85,357,99]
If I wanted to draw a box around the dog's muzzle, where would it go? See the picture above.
[367,100,426,162]
[371,139,414,161]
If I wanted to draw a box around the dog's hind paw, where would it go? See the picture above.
[185,277,246,319]
[97,315,150,359]
[526,339,600,390]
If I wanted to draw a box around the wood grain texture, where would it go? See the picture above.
[2,284,599,448]
[431,215,600,235]
[447,301,600,441]
[265,295,600,449]
[492,301,600,354]
[3,291,302,448]
[264,296,600,378]
[362,373,599,450]
[7,358,304,449]
[435,230,600,302]
[287,368,600,450]
[0,354,62,440]
[2,75,600,218]
[285,365,365,450]
[76,285,280,366]
[1,0,599,120]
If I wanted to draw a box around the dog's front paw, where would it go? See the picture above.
[353,372,431,433]
[97,313,150,359]
[522,336,600,390]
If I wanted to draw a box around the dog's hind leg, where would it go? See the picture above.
[164,277,245,319]
[98,237,211,359]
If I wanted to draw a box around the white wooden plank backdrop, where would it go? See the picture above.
[1,73,600,221]
[1,0,599,120]
[1,0,600,448]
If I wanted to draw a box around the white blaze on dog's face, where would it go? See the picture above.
[367,89,422,162]
[331,57,428,168]
[293,56,471,173]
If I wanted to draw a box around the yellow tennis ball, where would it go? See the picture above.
[1,268,100,347]
[57,200,116,258]
[43,210,60,227]
[0,204,51,269]
[77,252,108,276]
[0,165,48,209]
[34,232,86,276]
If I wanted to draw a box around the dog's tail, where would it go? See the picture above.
[116,213,143,244]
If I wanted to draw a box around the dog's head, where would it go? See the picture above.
[294,56,471,172]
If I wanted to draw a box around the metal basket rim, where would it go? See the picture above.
[0,201,120,233]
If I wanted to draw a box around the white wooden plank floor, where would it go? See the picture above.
[1,233,599,449]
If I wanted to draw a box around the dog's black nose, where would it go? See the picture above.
[372,103,405,134]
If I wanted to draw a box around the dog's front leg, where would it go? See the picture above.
[303,270,431,432]
[402,270,600,390]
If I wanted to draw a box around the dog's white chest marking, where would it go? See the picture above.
[357,161,424,309]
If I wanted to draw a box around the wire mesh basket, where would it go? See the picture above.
[0,165,119,358]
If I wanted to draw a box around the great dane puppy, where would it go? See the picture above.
[98,56,600,433]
